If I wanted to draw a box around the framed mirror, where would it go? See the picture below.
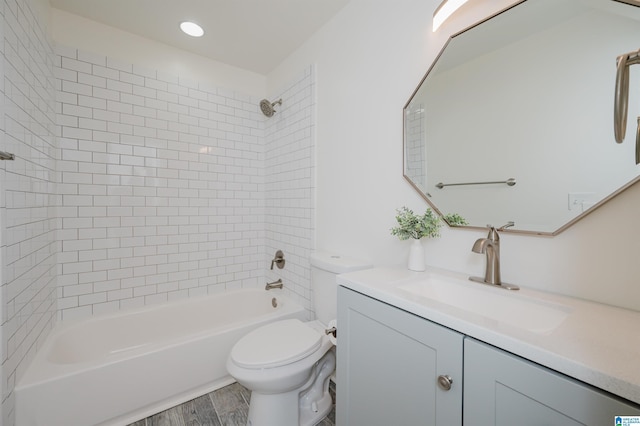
[404,0,640,235]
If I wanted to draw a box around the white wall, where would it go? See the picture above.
[51,9,267,97]
[269,0,640,312]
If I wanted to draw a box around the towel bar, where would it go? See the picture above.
[436,178,516,189]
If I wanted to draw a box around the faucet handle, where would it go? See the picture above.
[486,222,514,232]
[270,250,285,270]
[485,224,498,241]
[498,221,515,231]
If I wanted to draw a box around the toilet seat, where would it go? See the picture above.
[230,319,322,369]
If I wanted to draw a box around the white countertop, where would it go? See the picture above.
[337,266,640,405]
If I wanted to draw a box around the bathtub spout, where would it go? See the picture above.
[265,279,283,290]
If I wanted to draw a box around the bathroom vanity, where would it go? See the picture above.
[336,268,640,425]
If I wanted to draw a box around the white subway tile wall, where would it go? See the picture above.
[55,46,269,320]
[404,102,425,190]
[55,49,316,321]
[265,67,315,318]
[1,0,59,424]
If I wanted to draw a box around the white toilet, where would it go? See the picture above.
[226,252,371,426]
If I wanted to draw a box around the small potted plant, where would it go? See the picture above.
[391,206,442,271]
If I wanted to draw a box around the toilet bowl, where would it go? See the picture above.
[226,252,371,426]
[227,319,336,426]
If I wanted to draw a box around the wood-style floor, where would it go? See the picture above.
[128,382,336,426]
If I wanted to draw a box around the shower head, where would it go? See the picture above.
[260,98,282,117]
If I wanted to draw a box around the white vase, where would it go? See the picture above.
[407,239,425,271]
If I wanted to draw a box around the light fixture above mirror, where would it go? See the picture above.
[432,0,469,32]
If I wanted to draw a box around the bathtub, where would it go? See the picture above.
[15,289,305,426]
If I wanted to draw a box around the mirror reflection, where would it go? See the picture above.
[404,0,640,235]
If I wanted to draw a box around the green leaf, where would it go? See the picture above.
[390,206,442,240]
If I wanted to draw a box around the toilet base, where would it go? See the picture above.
[299,390,332,426]
[245,350,335,426]
[246,388,300,426]
[245,391,332,426]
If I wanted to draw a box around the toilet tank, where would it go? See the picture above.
[310,252,371,325]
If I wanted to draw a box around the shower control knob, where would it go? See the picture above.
[270,250,285,270]
[437,374,453,391]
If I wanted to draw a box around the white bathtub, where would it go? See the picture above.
[15,289,305,426]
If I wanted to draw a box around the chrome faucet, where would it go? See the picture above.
[469,223,519,290]
[265,279,283,290]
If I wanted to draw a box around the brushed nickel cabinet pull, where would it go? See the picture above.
[437,374,453,391]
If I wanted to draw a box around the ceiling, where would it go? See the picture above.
[49,0,351,75]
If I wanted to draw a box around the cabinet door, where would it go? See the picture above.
[464,338,640,425]
[336,287,463,426]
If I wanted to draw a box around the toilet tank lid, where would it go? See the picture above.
[310,251,372,274]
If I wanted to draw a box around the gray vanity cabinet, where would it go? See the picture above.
[337,287,640,426]
[464,338,640,425]
[336,287,463,426]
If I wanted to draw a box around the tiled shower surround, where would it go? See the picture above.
[1,0,59,424]
[55,47,268,319]
[404,103,425,190]
[55,51,315,320]
[0,0,316,422]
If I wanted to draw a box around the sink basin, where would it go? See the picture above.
[398,274,571,334]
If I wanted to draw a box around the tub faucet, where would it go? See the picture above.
[270,250,285,270]
[265,279,283,290]
[469,223,519,290]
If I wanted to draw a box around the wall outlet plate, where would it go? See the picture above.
[567,192,596,211]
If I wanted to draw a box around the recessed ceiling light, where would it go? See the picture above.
[180,21,204,37]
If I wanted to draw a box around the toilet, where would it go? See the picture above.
[226,252,371,426]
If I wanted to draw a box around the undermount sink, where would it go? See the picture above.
[397,274,571,334]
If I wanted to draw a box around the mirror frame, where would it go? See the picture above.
[403,0,640,236]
